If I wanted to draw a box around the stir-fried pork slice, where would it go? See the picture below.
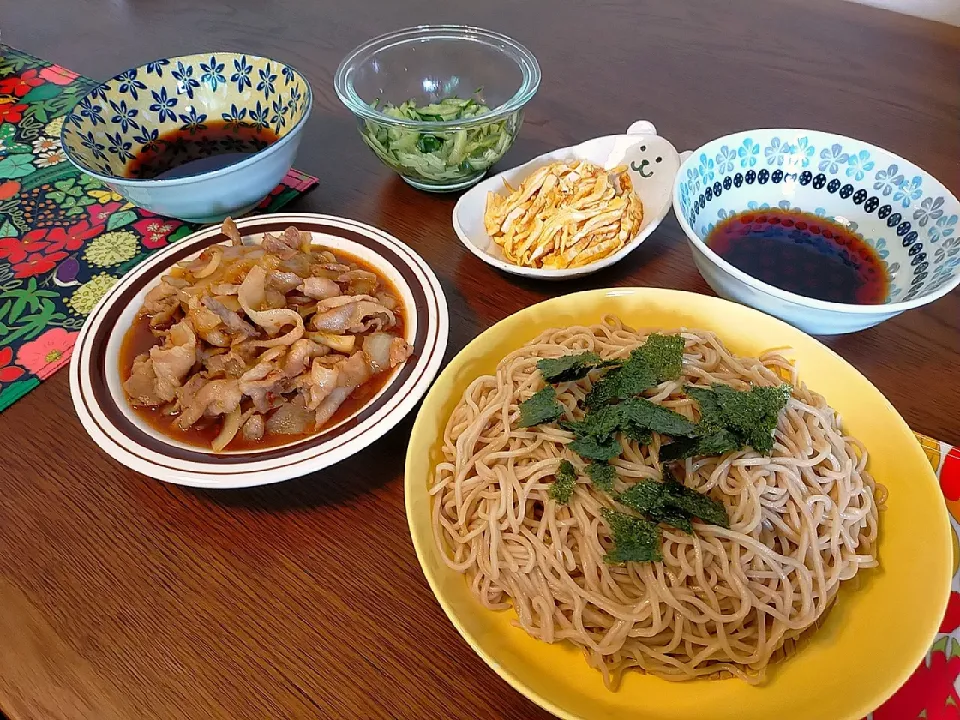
[299,277,341,300]
[267,270,302,293]
[202,296,256,337]
[203,349,248,378]
[302,360,340,410]
[237,356,292,414]
[310,299,396,334]
[284,226,312,254]
[312,351,383,427]
[261,232,298,259]
[316,294,378,310]
[176,379,242,429]
[124,319,198,404]
[389,338,413,367]
[283,339,328,378]
[123,219,413,451]
[313,387,352,427]
[176,373,207,410]
[338,269,379,295]
[123,356,163,405]
[141,280,181,328]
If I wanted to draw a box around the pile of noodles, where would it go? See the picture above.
[430,316,881,686]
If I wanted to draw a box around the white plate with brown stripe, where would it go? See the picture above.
[69,213,448,488]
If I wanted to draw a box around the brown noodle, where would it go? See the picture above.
[430,316,880,686]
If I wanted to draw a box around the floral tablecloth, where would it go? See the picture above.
[868,434,960,719]
[0,45,317,411]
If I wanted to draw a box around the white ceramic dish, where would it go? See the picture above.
[453,120,684,279]
[672,128,960,334]
[69,213,448,488]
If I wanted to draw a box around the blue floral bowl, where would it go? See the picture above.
[61,52,312,223]
[673,129,960,334]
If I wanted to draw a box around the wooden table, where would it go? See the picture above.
[2,1,959,717]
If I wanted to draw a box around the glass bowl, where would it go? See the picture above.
[335,25,540,192]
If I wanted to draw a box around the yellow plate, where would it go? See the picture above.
[404,288,952,720]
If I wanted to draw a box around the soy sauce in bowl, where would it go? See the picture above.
[705,209,889,304]
[125,120,280,180]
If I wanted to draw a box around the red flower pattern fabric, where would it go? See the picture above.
[15,327,77,378]
[0,68,44,96]
[0,347,25,384]
[133,216,182,249]
[0,102,28,124]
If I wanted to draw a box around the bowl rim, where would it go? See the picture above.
[60,51,314,187]
[334,25,541,130]
[672,127,960,314]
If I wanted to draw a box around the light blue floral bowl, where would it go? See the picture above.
[61,52,312,223]
[673,129,960,334]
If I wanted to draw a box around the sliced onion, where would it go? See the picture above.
[211,283,241,296]
[203,329,231,347]
[242,413,265,441]
[193,247,223,279]
[222,217,242,246]
[314,387,351,428]
[189,305,221,333]
[239,265,304,344]
[264,289,286,309]
[258,346,286,364]
[211,406,243,452]
[265,400,312,435]
[298,229,313,253]
[238,265,267,311]
[212,294,242,312]
[251,319,304,348]
[306,332,355,353]
[362,332,393,373]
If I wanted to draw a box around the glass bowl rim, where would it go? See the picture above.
[334,25,541,130]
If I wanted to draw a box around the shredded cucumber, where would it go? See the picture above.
[361,94,515,184]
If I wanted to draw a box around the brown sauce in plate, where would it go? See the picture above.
[119,248,406,452]
[705,209,889,304]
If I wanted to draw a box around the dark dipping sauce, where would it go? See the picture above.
[705,209,889,304]
[118,249,405,452]
[125,120,279,180]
